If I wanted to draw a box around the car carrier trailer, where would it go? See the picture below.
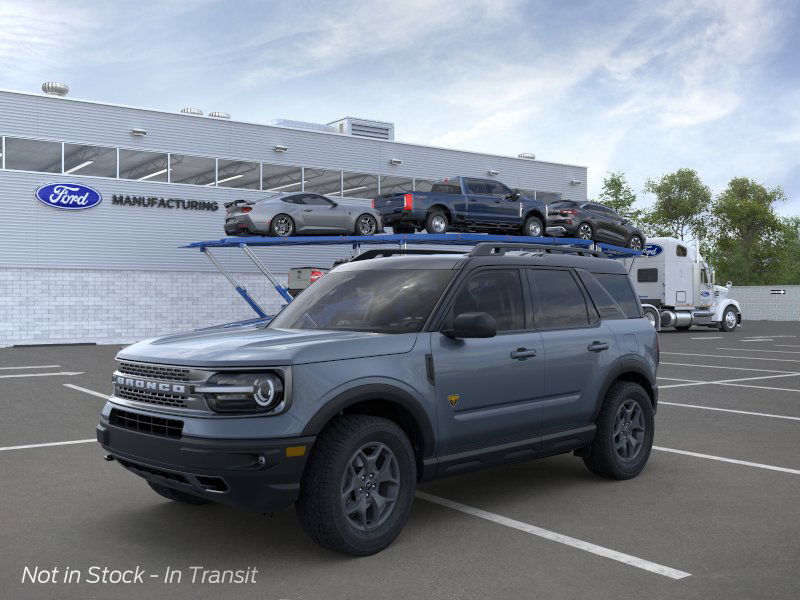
[183,233,640,320]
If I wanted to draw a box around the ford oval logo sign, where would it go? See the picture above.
[35,183,102,210]
[641,243,663,257]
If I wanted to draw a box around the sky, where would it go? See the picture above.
[1,0,799,213]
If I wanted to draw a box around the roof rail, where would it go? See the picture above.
[350,248,465,262]
[468,242,606,258]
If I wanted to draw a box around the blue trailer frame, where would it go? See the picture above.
[184,234,640,319]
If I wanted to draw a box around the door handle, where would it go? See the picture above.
[588,341,610,352]
[303,209,313,212]
[510,348,537,360]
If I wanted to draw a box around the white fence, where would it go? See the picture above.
[730,286,800,321]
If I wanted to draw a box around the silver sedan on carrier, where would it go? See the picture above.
[224,192,383,237]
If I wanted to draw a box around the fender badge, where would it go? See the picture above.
[447,394,460,408]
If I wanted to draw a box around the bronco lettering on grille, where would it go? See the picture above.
[114,376,186,394]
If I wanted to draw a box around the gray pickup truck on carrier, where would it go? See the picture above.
[98,240,658,556]
[373,177,549,236]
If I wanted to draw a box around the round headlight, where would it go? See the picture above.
[254,376,282,408]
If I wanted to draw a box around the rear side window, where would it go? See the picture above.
[431,182,462,194]
[577,271,625,320]
[637,268,658,283]
[528,269,590,329]
[465,179,490,195]
[676,245,688,257]
[594,273,642,318]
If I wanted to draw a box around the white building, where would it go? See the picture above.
[0,85,587,345]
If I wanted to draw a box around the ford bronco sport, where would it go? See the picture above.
[97,241,658,556]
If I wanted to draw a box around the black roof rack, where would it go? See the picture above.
[468,242,607,258]
[350,248,465,262]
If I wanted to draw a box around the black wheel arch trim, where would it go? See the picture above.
[301,383,436,459]
[592,356,658,421]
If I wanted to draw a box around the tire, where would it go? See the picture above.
[269,214,295,237]
[392,225,415,235]
[719,306,738,332]
[521,215,544,237]
[576,222,593,240]
[582,381,654,480]
[425,210,448,234]
[296,415,416,556]
[354,214,379,236]
[642,306,659,329]
[148,482,211,505]
[628,235,644,250]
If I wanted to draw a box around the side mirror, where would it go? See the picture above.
[329,201,338,208]
[442,312,497,339]
[726,281,732,289]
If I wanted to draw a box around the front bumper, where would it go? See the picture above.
[97,412,314,513]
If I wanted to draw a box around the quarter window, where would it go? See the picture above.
[529,269,590,329]
[448,270,525,332]
[4,137,61,173]
[594,273,642,319]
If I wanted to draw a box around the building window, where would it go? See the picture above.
[119,149,169,182]
[4,137,61,173]
[414,178,436,192]
[217,159,260,189]
[63,144,117,178]
[341,172,379,199]
[304,168,342,196]
[170,154,216,186]
[379,175,413,195]
[262,164,302,193]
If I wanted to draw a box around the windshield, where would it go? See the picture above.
[268,269,455,333]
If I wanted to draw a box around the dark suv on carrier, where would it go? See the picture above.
[97,242,658,556]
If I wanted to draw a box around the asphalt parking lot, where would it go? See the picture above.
[1,321,799,600]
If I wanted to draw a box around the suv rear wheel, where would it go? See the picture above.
[582,381,654,479]
[296,415,416,556]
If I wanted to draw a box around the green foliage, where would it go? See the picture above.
[597,171,643,222]
[705,178,788,285]
[642,169,711,241]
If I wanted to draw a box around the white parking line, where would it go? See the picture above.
[776,345,800,348]
[0,439,95,452]
[415,491,691,579]
[0,371,84,379]
[659,402,800,421]
[660,362,798,374]
[716,347,800,354]
[654,446,800,475]
[64,383,109,399]
[661,352,800,363]
[717,382,800,394]
[659,372,800,389]
[0,364,61,370]
[739,339,773,342]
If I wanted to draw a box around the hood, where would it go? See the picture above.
[117,325,418,368]
[714,284,730,299]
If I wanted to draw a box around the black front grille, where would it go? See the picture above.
[118,362,191,381]
[116,458,189,484]
[115,387,187,408]
[109,408,183,439]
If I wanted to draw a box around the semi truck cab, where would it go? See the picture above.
[628,237,742,332]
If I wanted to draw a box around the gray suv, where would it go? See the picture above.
[97,242,658,556]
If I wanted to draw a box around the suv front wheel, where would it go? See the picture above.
[582,381,654,479]
[296,415,417,556]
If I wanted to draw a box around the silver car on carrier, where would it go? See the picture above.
[224,192,383,237]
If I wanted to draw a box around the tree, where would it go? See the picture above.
[705,177,787,285]
[598,171,643,222]
[642,168,711,241]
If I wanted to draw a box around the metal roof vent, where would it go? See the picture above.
[209,111,230,119]
[42,82,69,96]
[328,117,395,141]
[518,152,536,160]
[180,107,203,116]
